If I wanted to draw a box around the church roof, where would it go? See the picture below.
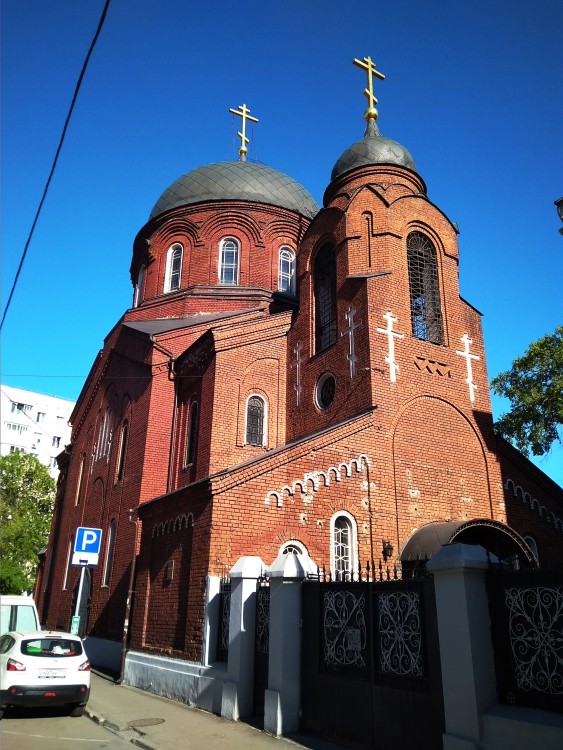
[149,161,319,221]
[330,120,416,182]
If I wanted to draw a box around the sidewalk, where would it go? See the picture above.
[86,670,345,750]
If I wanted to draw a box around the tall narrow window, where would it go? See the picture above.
[116,420,128,483]
[245,396,265,447]
[278,247,296,295]
[407,232,443,344]
[75,454,86,505]
[96,407,113,460]
[331,512,357,581]
[185,401,198,466]
[314,243,337,352]
[219,238,239,285]
[103,520,116,587]
[164,243,183,293]
[63,536,74,590]
[134,264,146,307]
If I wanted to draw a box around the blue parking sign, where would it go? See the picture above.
[72,527,103,566]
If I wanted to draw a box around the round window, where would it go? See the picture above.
[315,372,336,410]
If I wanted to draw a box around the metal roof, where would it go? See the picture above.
[150,161,319,221]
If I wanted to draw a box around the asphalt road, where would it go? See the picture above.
[0,706,130,750]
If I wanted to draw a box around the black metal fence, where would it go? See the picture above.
[487,565,563,714]
[216,577,231,662]
[301,566,443,750]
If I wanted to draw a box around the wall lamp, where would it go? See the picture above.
[382,540,394,562]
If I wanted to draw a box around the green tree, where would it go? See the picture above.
[491,326,563,457]
[0,452,56,594]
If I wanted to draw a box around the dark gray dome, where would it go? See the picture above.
[150,161,319,220]
[331,121,416,182]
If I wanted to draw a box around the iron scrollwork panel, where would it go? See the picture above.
[256,585,270,655]
[322,586,368,673]
[505,586,563,695]
[377,590,424,678]
[216,582,231,662]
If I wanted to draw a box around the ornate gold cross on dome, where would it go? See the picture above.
[229,103,259,161]
[353,56,385,122]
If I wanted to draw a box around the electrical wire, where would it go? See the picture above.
[0,0,112,333]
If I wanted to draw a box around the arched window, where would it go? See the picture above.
[278,247,296,295]
[314,243,337,352]
[185,401,198,466]
[103,520,116,587]
[75,454,86,505]
[164,243,183,293]
[280,540,308,556]
[523,534,539,563]
[219,238,239,285]
[96,407,113,461]
[134,264,145,307]
[245,395,265,447]
[407,232,443,344]
[330,512,357,580]
[115,420,128,483]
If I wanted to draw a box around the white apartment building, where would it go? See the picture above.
[1,386,75,479]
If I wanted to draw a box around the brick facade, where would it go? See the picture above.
[37,119,562,664]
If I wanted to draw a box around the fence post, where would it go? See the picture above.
[264,552,316,736]
[427,543,497,750]
[221,555,264,721]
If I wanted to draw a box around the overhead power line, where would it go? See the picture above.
[0,0,112,333]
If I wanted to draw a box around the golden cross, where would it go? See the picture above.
[353,56,385,122]
[229,103,259,161]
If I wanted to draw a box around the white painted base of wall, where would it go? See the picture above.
[83,636,121,673]
[123,651,227,715]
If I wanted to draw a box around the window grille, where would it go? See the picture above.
[246,396,264,446]
[219,238,239,285]
[185,401,198,466]
[407,232,443,344]
[314,244,337,352]
[334,516,352,580]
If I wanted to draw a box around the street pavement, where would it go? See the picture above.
[87,670,346,750]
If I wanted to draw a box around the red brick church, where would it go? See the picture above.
[36,58,563,677]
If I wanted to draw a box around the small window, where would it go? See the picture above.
[164,243,183,293]
[245,395,265,447]
[36,412,46,423]
[185,401,198,466]
[407,232,444,344]
[116,421,128,483]
[96,407,113,461]
[134,264,146,307]
[219,238,239,285]
[103,520,116,587]
[314,243,337,352]
[52,436,61,448]
[331,513,357,581]
[315,372,336,410]
[280,540,308,556]
[278,247,296,295]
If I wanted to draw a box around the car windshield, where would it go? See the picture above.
[21,637,83,658]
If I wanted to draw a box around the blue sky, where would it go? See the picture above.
[1,0,562,484]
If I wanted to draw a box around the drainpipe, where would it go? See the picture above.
[118,507,139,684]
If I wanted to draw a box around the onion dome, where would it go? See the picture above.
[331,119,416,182]
[150,161,319,221]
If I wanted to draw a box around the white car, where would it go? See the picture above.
[0,630,90,718]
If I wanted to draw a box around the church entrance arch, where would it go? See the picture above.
[400,519,537,572]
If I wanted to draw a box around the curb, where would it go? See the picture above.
[85,705,158,750]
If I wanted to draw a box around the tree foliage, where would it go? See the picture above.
[0,452,56,594]
[491,326,563,457]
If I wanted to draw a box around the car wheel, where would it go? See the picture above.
[0,707,5,720]
[69,704,85,717]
